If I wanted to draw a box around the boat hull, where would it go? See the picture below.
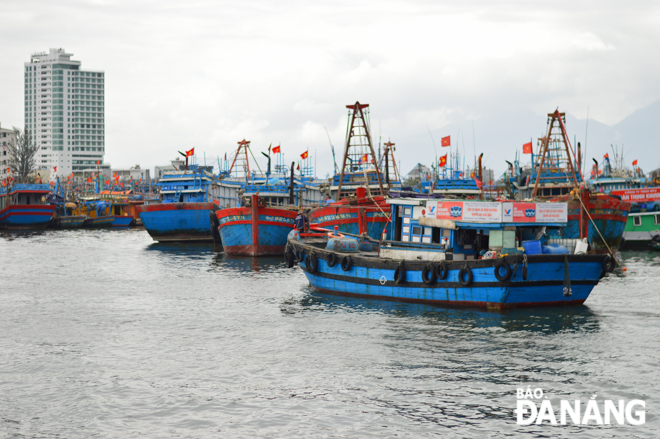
[0,205,55,229]
[112,216,135,227]
[308,205,389,240]
[50,215,86,229]
[83,215,115,228]
[288,240,609,310]
[137,202,216,242]
[217,204,297,256]
[561,193,630,254]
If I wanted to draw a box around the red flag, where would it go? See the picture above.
[120,182,124,188]
[296,163,300,171]
[96,160,100,165]
[604,153,609,159]
[522,142,533,154]
[439,154,447,167]
[186,147,195,157]
[489,180,493,186]
[272,145,281,154]
[300,151,308,160]
[224,152,227,161]
[441,136,450,147]
[474,177,484,189]
[6,167,10,173]
[632,159,638,166]
[105,179,110,185]
[86,177,92,183]
[53,166,57,172]
[360,154,369,164]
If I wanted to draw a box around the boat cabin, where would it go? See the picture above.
[383,198,575,261]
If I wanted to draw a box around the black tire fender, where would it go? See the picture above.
[602,254,615,273]
[341,255,353,271]
[284,248,295,268]
[459,265,473,286]
[307,252,318,274]
[327,252,337,267]
[494,259,512,282]
[422,263,436,285]
[437,261,449,280]
[394,263,406,284]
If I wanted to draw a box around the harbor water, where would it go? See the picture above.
[0,229,658,438]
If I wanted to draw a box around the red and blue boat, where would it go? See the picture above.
[217,194,297,256]
[308,188,390,240]
[0,183,55,229]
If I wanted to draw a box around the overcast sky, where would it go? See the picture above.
[1,0,659,177]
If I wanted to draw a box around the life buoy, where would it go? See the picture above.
[459,265,473,286]
[494,259,512,282]
[341,255,353,271]
[602,254,615,273]
[394,264,406,284]
[422,263,436,285]
[307,252,319,273]
[327,252,337,267]
[436,261,449,280]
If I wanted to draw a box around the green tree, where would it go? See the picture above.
[7,127,38,183]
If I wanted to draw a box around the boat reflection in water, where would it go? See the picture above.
[284,287,602,334]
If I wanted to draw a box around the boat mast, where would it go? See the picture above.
[336,102,385,198]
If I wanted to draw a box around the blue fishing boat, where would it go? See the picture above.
[286,197,613,310]
[0,183,56,229]
[47,179,87,229]
[214,139,323,255]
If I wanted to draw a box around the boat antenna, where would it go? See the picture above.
[426,124,437,179]
[583,105,589,176]
[324,126,339,174]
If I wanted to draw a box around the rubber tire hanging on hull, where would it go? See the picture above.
[494,259,512,282]
[307,253,319,274]
[602,254,615,275]
[284,246,295,268]
[327,252,337,267]
[436,261,449,280]
[341,255,353,271]
[209,212,221,245]
[459,265,473,286]
[394,263,406,285]
[422,263,436,285]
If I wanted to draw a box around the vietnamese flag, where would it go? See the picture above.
[186,147,195,157]
[474,177,484,190]
[53,166,57,172]
[632,159,638,166]
[296,163,300,171]
[272,145,281,154]
[360,154,369,164]
[604,153,609,159]
[224,152,227,161]
[86,177,92,183]
[105,180,110,185]
[522,142,533,154]
[300,151,308,160]
[439,154,447,167]
[441,136,451,147]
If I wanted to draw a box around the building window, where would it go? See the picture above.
[655,215,660,225]
[633,216,642,227]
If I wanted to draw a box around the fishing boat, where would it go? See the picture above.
[214,140,321,256]
[0,183,56,229]
[509,110,631,254]
[217,193,297,256]
[47,179,86,229]
[136,163,221,242]
[309,102,400,240]
[73,198,115,227]
[99,190,135,227]
[286,197,613,310]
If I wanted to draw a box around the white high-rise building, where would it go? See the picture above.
[24,48,105,178]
